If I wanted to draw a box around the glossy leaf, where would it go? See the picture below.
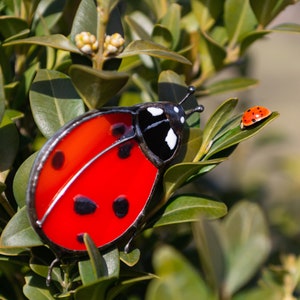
[0,206,43,253]
[69,64,129,109]
[30,69,85,138]
[250,0,294,27]
[13,153,37,208]
[0,16,29,39]
[224,0,257,48]
[120,248,141,267]
[201,77,258,96]
[205,112,279,159]
[163,158,225,200]
[191,0,223,31]
[153,195,227,227]
[70,0,97,39]
[194,98,238,161]
[146,245,211,300]
[118,40,192,65]
[4,34,81,54]
[0,114,19,172]
[223,201,271,296]
[83,234,108,279]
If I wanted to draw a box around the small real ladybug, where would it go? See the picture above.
[26,86,204,254]
[240,106,271,129]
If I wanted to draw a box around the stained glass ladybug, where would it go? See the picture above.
[240,106,271,129]
[26,86,204,254]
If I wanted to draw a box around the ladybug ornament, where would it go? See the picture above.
[27,86,204,254]
[240,105,271,129]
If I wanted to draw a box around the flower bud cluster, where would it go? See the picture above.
[103,33,125,57]
[75,32,99,55]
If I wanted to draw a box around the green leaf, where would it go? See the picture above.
[74,277,117,300]
[69,64,129,109]
[152,24,173,49]
[0,67,5,123]
[160,3,182,49]
[193,218,227,291]
[13,153,37,208]
[250,0,294,27]
[83,233,108,279]
[146,245,211,300]
[191,0,223,31]
[271,22,300,33]
[163,159,225,200]
[4,34,81,54]
[223,201,271,296]
[198,32,226,78]
[201,77,258,96]
[23,272,56,300]
[240,30,270,55]
[125,13,152,40]
[118,40,192,65]
[224,0,257,48]
[0,16,29,39]
[194,98,238,161]
[70,0,97,39]
[120,248,141,267]
[0,114,19,172]
[205,111,279,159]
[30,69,85,138]
[153,195,227,227]
[0,206,43,254]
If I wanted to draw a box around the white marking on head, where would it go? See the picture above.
[174,106,179,113]
[147,107,164,116]
[180,116,185,124]
[165,128,177,150]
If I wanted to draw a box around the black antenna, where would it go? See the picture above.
[179,86,196,105]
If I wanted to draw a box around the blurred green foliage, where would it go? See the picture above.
[0,0,299,299]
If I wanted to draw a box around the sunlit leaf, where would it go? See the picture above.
[120,248,141,267]
[30,69,85,138]
[13,153,37,208]
[153,195,227,227]
[118,40,191,65]
[224,0,257,48]
[191,0,223,31]
[194,98,238,161]
[0,207,43,253]
[205,112,279,159]
[200,77,258,96]
[4,34,81,54]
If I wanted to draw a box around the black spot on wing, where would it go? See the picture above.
[111,123,126,137]
[74,195,98,215]
[113,196,129,218]
[118,142,133,159]
[76,233,84,243]
[51,150,65,170]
